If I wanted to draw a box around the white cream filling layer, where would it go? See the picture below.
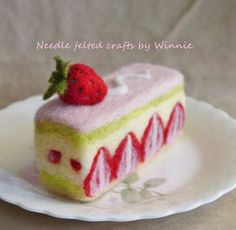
[36,91,185,187]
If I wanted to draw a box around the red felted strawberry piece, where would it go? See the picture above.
[113,132,142,180]
[165,102,185,144]
[48,150,62,164]
[141,113,164,161]
[84,147,113,197]
[43,56,108,105]
[70,159,82,172]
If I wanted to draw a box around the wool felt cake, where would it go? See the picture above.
[35,57,185,201]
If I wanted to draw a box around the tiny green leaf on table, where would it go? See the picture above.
[140,189,153,199]
[144,178,166,188]
[115,173,166,203]
[121,188,142,203]
[122,173,139,185]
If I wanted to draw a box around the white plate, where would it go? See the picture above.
[0,96,235,222]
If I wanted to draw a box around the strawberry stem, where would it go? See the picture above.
[43,56,70,100]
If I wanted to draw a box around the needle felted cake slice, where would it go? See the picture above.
[35,57,185,201]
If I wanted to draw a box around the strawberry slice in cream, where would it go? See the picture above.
[113,132,142,180]
[141,114,164,161]
[165,102,185,144]
[84,147,113,196]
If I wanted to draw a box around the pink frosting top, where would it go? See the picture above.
[35,63,183,133]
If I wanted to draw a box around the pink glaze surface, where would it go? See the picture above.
[35,63,183,133]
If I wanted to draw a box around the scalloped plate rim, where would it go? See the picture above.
[0,95,235,222]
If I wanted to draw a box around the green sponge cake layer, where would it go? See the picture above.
[36,84,183,147]
[35,63,186,201]
[40,170,85,199]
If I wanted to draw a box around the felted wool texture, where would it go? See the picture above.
[113,131,142,180]
[36,84,184,148]
[83,147,113,197]
[40,170,85,199]
[40,170,120,202]
[141,113,165,161]
[59,62,108,105]
[35,90,185,201]
[35,63,185,200]
[35,63,184,133]
[36,90,185,176]
[39,121,185,202]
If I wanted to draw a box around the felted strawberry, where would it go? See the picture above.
[43,56,108,105]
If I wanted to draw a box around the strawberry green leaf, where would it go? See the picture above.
[56,80,67,95]
[43,56,70,100]
[54,56,65,73]
[49,71,63,84]
[63,61,70,79]
[43,84,58,100]
[54,56,70,79]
